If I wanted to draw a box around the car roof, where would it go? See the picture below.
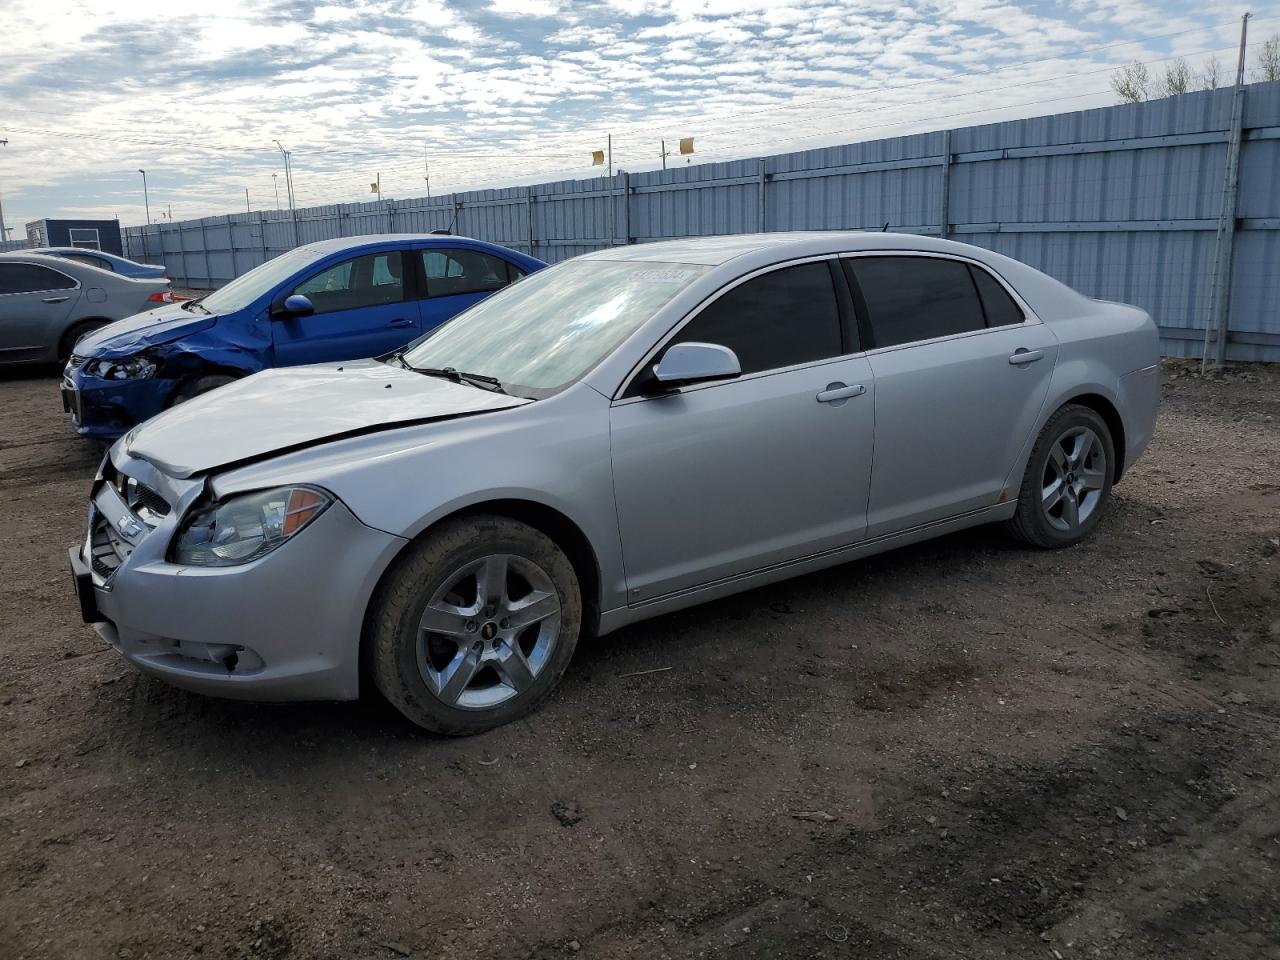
[580,231,1002,266]
[0,251,93,267]
[33,247,118,257]
[294,234,522,256]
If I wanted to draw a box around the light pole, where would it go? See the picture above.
[138,169,151,224]
[272,173,281,209]
[272,140,295,211]
[273,139,299,247]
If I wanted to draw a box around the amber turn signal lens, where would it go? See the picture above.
[283,488,329,536]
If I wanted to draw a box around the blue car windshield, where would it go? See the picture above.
[400,260,710,394]
[199,248,315,314]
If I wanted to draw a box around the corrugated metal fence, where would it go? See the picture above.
[0,239,30,253]
[123,81,1280,363]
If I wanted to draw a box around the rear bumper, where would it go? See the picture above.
[1118,361,1160,476]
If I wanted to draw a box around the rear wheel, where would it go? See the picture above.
[1005,404,1114,548]
[58,320,106,362]
[168,374,237,407]
[368,515,581,735]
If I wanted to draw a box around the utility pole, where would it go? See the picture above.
[0,139,8,242]
[660,138,667,171]
[138,169,151,224]
[272,173,281,209]
[424,151,430,198]
[607,133,612,178]
[245,188,251,213]
[376,172,382,202]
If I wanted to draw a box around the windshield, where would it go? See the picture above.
[199,248,316,314]
[400,260,708,394]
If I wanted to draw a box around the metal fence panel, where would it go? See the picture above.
[122,80,1280,361]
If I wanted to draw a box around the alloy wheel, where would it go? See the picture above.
[1040,426,1107,533]
[416,554,561,710]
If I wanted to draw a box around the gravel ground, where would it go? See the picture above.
[1,360,1278,960]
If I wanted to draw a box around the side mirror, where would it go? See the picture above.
[271,293,314,319]
[651,342,741,388]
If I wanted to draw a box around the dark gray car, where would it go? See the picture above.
[0,252,173,364]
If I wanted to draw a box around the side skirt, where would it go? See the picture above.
[595,503,1016,636]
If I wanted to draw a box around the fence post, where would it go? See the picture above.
[199,218,211,287]
[757,159,767,232]
[259,211,268,265]
[173,222,185,288]
[1203,58,1249,368]
[938,129,953,240]
[388,201,396,233]
[526,188,535,255]
[621,172,630,244]
[226,215,237,283]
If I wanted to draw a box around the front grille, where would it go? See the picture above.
[104,462,172,519]
[130,482,171,518]
[89,512,132,580]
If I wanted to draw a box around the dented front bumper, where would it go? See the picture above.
[75,449,407,702]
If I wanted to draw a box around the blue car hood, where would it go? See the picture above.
[77,305,217,358]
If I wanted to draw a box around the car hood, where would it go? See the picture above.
[77,305,217,357]
[124,360,532,478]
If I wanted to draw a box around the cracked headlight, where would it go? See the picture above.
[171,486,332,567]
[90,354,158,380]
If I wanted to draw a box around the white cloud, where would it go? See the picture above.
[0,0,1248,231]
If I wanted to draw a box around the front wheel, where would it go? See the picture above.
[367,515,582,735]
[168,374,237,407]
[1005,404,1115,548]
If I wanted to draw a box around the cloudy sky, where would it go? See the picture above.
[0,0,1272,234]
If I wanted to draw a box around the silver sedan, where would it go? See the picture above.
[71,232,1159,734]
[0,252,173,364]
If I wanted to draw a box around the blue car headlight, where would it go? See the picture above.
[171,486,332,567]
[88,354,159,381]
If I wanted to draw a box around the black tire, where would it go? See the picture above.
[367,514,582,735]
[168,374,238,407]
[58,320,106,362]
[1005,403,1115,549]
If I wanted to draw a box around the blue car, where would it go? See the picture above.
[64,235,545,441]
[33,247,168,279]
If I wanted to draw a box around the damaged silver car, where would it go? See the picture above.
[71,232,1160,734]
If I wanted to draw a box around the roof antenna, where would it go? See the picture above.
[881,221,890,232]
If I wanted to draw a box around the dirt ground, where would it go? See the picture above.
[1,360,1278,960]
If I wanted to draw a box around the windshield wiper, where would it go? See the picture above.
[411,366,506,393]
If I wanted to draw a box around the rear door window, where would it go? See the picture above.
[0,263,77,295]
[668,261,843,375]
[421,248,514,298]
[848,256,986,349]
[293,252,404,315]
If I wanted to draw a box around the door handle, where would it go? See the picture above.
[386,318,414,328]
[42,296,70,304]
[816,383,866,404]
[1009,348,1044,365]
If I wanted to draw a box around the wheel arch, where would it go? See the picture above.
[358,497,604,686]
[58,316,116,359]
